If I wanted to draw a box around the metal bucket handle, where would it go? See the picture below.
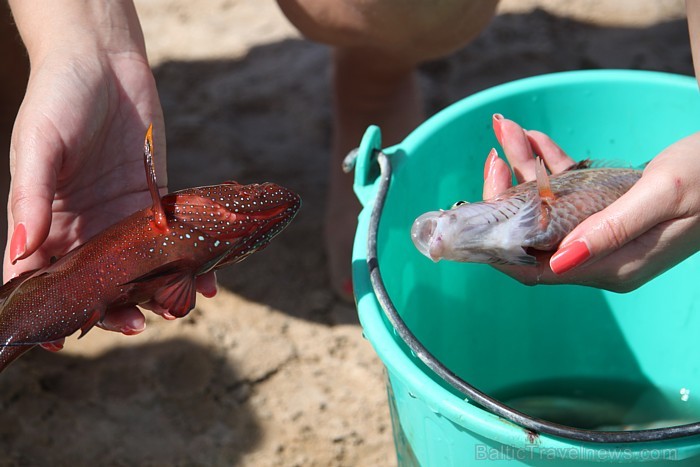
[360,144,700,443]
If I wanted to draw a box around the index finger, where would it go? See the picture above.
[526,130,576,174]
[492,114,534,183]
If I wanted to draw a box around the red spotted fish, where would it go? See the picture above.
[0,125,301,372]
[411,158,641,265]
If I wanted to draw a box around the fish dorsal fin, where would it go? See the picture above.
[535,156,555,201]
[144,124,168,232]
[566,159,593,170]
[535,156,555,228]
[567,159,639,170]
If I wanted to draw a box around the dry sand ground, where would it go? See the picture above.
[0,1,693,465]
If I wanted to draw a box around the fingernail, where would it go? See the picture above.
[526,132,543,157]
[550,240,591,275]
[162,311,177,320]
[484,148,498,180]
[201,281,217,298]
[10,223,27,264]
[201,288,217,298]
[121,324,146,336]
[492,114,504,144]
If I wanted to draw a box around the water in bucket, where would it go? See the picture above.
[352,70,700,466]
[497,377,700,431]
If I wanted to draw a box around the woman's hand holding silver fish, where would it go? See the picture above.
[485,116,700,292]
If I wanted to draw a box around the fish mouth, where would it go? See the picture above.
[411,213,443,262]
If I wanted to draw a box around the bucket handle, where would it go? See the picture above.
[364,147,700,443]
[347,125,384,208]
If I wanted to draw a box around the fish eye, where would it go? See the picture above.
[451,200,469,209]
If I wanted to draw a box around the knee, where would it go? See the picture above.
[278,0,499,63]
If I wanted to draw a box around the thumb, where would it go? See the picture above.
[4,123,61,277]
[549,174,674,275]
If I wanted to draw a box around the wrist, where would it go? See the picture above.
[8,0,148,65]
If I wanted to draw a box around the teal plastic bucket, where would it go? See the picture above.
[351,70,700,466]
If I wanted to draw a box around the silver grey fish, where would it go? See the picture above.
[411,160,641,265]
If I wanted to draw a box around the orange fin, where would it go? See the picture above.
[535,157,555,228]
[535,156,555,201]
[144,124,168,232]
[78,307,104,339]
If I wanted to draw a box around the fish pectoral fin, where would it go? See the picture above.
[78,307,105,339]
[126,260,196,285]
[500,248,537,266]
[125,261,199,318]
[151,272,198,318]
[506,255,537,266]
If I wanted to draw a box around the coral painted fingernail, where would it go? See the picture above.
[492,114,504,144]
[550,240,591,275]
[162,311,177,320]
[10,222,27,264]
[121,324,145,336]
[484,148,499,180]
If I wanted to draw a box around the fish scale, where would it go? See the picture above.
[412,162,641,265]
[0,125,301,372]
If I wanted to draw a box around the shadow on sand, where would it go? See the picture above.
[0,339,262,465]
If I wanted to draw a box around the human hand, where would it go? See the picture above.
[484,114,700,292]
[4,0,216,348]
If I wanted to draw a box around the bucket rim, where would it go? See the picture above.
[398,69,696,160]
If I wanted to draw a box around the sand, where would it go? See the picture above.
[0,1,692,465]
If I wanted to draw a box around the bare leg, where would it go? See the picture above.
[328,48,424,297]
[278,0,499,298]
